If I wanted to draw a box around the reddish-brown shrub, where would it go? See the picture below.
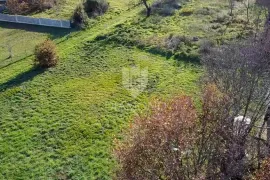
[6,0,55,15]
[34,39,58,68]
[253,158,270,180]
[114,96,197,180]
[6,0,29,14]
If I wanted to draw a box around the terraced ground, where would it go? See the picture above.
[0,0,265,179]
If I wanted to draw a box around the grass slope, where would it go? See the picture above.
[0,41,201,179]
[0,0,264,179]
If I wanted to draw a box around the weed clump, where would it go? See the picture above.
[152,0,186,16]
[72,3,89,29]
[199,39,215,54]
[180,7,194,16]
[34,39,58,68]
[84,0,109,18]
[165,34,192,51]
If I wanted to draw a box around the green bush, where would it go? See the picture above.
[84,0,109,17]
[34,40,58,68]
[72,3,89,28]
[180,7,194,16]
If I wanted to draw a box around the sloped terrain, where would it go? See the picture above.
[0,0,265,178]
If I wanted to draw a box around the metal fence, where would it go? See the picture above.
[0,13,71,28]
[0,0,6,4]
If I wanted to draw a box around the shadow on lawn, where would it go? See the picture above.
[0,21,74,39]
[0,66,45,91]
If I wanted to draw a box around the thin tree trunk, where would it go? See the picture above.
[265,106,270,155]
[142,0,151,17]
[146,7,151,17]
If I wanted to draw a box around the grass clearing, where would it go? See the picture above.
[0,0,266,178]
[0,41,201,179]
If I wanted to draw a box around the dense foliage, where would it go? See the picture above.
[84,0,109,17]
[72,3,89,28]
[34,39,58,68]
[6,0,55,15]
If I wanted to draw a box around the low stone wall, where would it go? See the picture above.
[0,13,71,28]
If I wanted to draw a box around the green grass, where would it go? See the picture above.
[0,0,265,179]
[0,41,201,179]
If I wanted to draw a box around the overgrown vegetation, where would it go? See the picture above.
[1,0,270,179]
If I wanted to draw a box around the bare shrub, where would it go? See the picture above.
[34,39,58,68]
[254,158,270,180]
[199,39,215,54]
[201,39,270,178]
[6,0,55,15]
[115,96,198,180]
[6,0,29,14]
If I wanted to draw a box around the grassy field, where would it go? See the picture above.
[0,0,265,179]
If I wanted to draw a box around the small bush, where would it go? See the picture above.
[84,0,109,18]
[165,34,192,51]
[199,39,215,54]
[34,40,58,68]
[6,0,55,15]
[72,3,89,28]
[6,0,29,14]
[152,0,186,16]
[253,158,270,180]
[158,6,176,16]
[195,7,216,16]
[180,7,194,16]
[212,14,230,24]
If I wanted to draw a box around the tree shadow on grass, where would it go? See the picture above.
[0,66,46,92]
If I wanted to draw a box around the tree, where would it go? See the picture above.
[202,39,270,173]
[141,0,151,17]
[256,0,270,23]
[228,0,236,16]
[240,0,252,23]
